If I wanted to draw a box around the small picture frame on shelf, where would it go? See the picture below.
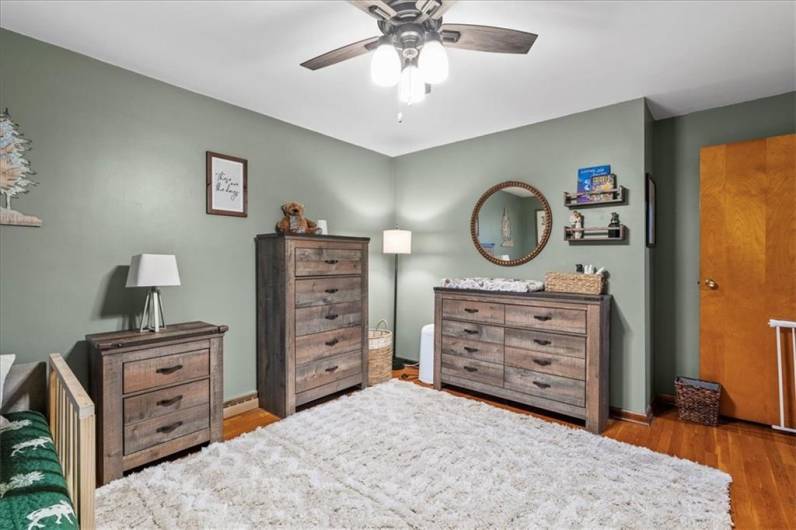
[646,173,656,247]
[206,151,248,217]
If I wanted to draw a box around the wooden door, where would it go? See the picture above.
[700,134,796,425]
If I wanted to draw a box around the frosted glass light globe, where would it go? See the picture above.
[398,65,426,105]
[418,39,449,84]
[370,43,401,87]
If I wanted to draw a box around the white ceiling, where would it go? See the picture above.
[1,1,794,157]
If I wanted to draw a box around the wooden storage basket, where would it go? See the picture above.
[674,376,721,426]
[545,272,605,295]
[368,320,393,385]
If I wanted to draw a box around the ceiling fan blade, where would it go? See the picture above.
[300,36,381,71]
[349,0,397,21]
[440,24,538,54]
[416,0,456,21]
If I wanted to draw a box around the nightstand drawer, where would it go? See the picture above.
[295,247,362,276]
[123,379,210,425]
[123,349,209,394]
[124,404,209,455]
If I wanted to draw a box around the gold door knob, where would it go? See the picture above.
[704,278,718,289]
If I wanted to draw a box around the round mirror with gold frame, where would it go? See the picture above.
[470,181,552,266]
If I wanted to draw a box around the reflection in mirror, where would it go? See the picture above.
[471,182,551,266]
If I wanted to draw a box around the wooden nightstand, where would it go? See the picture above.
[87,321,227,485]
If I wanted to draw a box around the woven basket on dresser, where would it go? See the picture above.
[545,272,605,295]
[368,320,393,385]
[674,376,721,426]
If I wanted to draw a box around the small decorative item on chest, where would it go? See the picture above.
[276,201,321,235]
[608,212,621,239]
[569,210,584,239]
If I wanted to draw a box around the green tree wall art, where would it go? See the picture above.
[0,109,42,226]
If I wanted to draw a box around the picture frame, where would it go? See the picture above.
[535,209,547,245]
[206,151,247,217]
[646,173,656,247]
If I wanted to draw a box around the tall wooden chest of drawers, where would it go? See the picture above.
[256,234,369,417]
[87,321,227,485]
[433,288,610,433]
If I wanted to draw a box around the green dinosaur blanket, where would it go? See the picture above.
[0,411,78,530]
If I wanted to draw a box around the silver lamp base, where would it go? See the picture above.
[140,287,167,333]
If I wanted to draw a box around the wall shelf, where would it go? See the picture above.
[565,225,627,242]
[564,186,627,208]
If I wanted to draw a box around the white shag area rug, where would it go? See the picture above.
[97,380,732,529]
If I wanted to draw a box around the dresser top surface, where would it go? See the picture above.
[87,321,228,352]
[255,233,370,242]
[434,287,611,303]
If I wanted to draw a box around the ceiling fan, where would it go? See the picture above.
[300,0,538,105]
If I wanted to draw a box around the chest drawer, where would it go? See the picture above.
[442,299,504,325]
[295,277,361,308]
[123,379,209,425]
[295,302,362,336]
[504,328,586,359]
[441,319,504,345]
[296,326,362,364]
[123,349,209,394]
[441,336,503,364]
[441,353,503,387]
[505,304,586,334]
[295,247,362,277]
[295,350,362,393]
[124,403,209,455]
[504,366,585,407]
[505,347,585,380]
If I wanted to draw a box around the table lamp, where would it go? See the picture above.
[383,229,412,369]
[126,254,181,333]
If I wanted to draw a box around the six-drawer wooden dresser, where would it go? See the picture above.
[433,288,611,433]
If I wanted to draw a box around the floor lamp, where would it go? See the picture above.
[383,229,412,369]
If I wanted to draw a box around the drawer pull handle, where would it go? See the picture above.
[325,288,339,294]
[464,346,479,353]
[463,366,478,373]
[463,329,478,335]
[325,338,340,347]
[324,259,339,265]
[325,314,339,320]
[157,395,183,407]
[464,308,479,314]
[156,364,183,375]
[533,315,553,322]
[325,365,339,373]
[533,339,552,346]
[532,381,551,389]
[156,421,183,434]
[533,359,552,367]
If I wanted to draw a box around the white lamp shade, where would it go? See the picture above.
[383,229,412,254]
[126,254,181,287]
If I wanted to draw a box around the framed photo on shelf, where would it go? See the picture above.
[646,173,656,247]
[206,151,248,217]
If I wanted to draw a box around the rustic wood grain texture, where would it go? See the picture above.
[122,349,209,394]
[441,319,504,344]
[123,404,209,455]
[123,379,209,424]
[504,346,585,380]
[294,247,362,276]
[441,336,504,364]
[295,350,362,394]
[296,326,363,364]
[504,366,585,407]
[442,299,505,324]
[295,277,362,308]
[504,328,586,358]
[505,304,587,334]
[441,353,504,387]
[294,301,362,336]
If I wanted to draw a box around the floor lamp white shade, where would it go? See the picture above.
[383,229,412,254]
[126,254,181,333]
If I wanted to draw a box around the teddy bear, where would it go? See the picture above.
[276,201,321,235]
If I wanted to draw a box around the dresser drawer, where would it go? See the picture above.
[295,302,362,336]
[124,404,209,455]
[504,366,585,407]
[123,349,209,394]
[442,299,504,325]
[295,247,362,277]
[295,350,361,393]
[441,353,503,387]
[441,319,504,344]
[295,277,361,308]
[504,328,586,359]
[441,336,503,364]
[505,304,586,334]
[123,379,209,425]
[505,347,585,380]
[296,326,362,364]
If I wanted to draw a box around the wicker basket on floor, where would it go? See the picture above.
[674,376,721,426]
[544,272,605,295]
[368,320,393,385]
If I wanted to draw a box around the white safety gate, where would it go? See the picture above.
[769,319,796,434]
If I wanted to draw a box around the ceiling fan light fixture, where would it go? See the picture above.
[398,64,426,105]
[370,41,401,87]
[418,36,448,84]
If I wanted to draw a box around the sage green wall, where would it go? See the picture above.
[652,91,796,396]
[393,99,652,414]
[0,29,395,400]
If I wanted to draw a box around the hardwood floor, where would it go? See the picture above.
[223,367,796,529]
